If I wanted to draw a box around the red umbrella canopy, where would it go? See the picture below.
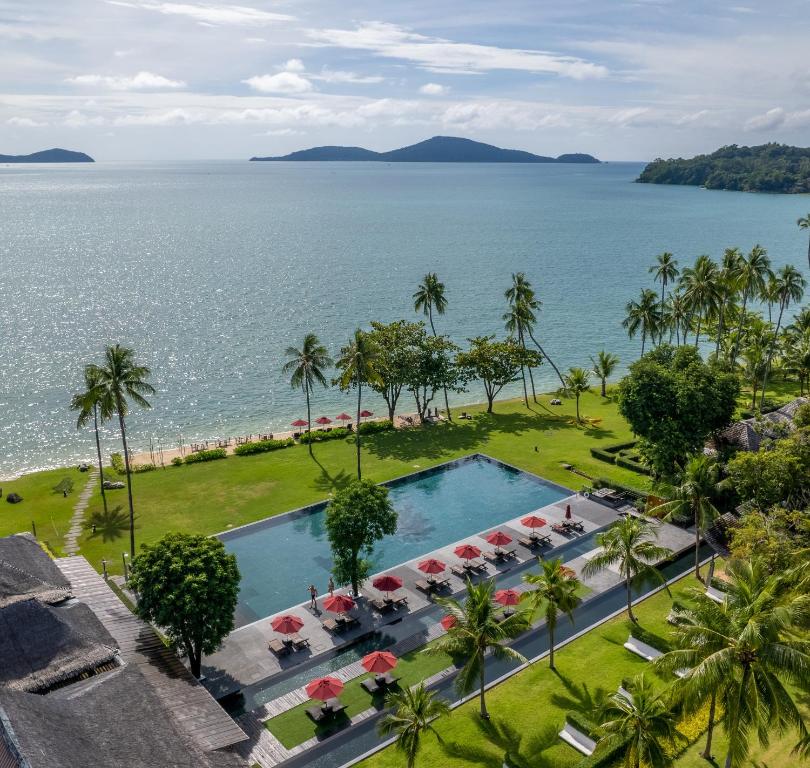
[521,515,548,529]
[336,413,352,422]
[372,574,403,593]
[485,531,512,547]
[440,614,457,630]
[359,410,374,418]
[494,588,521,607]
[361,650,398,674]
[271,614,304,635]
[291,418,309,427]
[565,504,572,519]
[323,594,356,614]
[306,676,344,701]
[417,558,446,575]
[315,416,332,425]
[454,543,482,561]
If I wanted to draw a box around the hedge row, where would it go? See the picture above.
[299,427,351,444]
[184,448,227,464]
[110,452,156,474]
[233,438,295,456]
[615,455,652,476]
[589,440,651,476]
[358,419,393,435]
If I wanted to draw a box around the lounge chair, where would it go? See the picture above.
[415,579,434,593]
[268,638,289,656]
[371,598,392,613]
[705,585,726,604]
[390,595,408,608]
[290,634,310,650]
[551,523,569,535]
[623,635,663,661]
[450,564,467,578]
[306,705,328,723]
[322,618,339,633]
[518,536,538,549]
[362,673,400,694]
[559,723,595,756]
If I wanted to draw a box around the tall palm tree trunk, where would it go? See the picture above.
[356,378,362,480]
[725,666,751,768]
[117,409,136,558]
[575,394,581,422]
[659,278,666,345]
[305,385,312,456]
[702,692,716,759]
[694,317,702,348]
[731,292,749,363]
[427,307,452,422]
[478,649,489,719]
[694,518,703,582]
[519,327,537,403]
[760,300,786,408]
[715,305,724,357]
[641,331,646,357]
[548,619,556,671]
[93,404,108,515]
[526,327,566,389]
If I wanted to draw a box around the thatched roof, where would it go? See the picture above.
[0,598,119,694]
[0,534,71,608]
[715,397,808,453]
[0,666,245,768]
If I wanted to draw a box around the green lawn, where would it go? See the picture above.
[8,390,650,574]
[265,645,455,749]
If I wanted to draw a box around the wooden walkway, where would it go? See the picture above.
[56,556,247,753]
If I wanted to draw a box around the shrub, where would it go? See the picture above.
[184,448,227,464]
[110,452,125,474]
[565,711,597,736]
[615,455,652,476]
[299,427,350,444]
[357,419,393,435]
[589,447,616,464]
[233,438,294,456]
[132,463,157,473]
[171,456,183,467]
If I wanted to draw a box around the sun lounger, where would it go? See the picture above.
[705,585,726,604]
[324,697,346,715]
[306,705,328,722]
[568,520,585,532]
[268,638,289,656]
[389,595,408,608]
[371,598,393,613]
[290,634,309,650]
[322,618,339,633]
[306,698,347,722]
[551,523,569,534]
[518,536,538,549]
[361,677,382,695]
[415,579,433,593]
[624,635,663,662]
[559,723,596,756]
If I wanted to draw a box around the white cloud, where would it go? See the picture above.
[114,108,195,125]
[242,72,313,94]
[107,1,294,25]
[5,116,47,127]
[307,21,607,79]
[67,71,186,90]
[419,83,447,95]
[744,107,786,131]
[63,110,107,128]
[440,101,570,131]
[282,58,305,72]
[314,69,384,84]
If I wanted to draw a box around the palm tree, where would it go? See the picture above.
[649,252,679,345]
[656,454,726,582]
[378,684,450,768]
[623,289,660,356]
[428,579,529,719]
[414,273,451,421]
[336,329,379,480]
[70,366,109,516]
[730,245,771,363]
[669,291,688,346]
[655,559,810,768]
[521,558,581,671]
[716,247,742,358]
[785,330,810,395]
[679,254,721,348]
[759,264,806,408]
[582,516,672,623]
[563,367,591,423]
[596,674,683,768]
[739,326,770,409]
[761,272,779,324]
[86,345,154,558]
[798,213,810,270]
[590,350,619,397]
[282,334,333,456]
[503,302,532,407]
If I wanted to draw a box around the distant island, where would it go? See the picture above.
[637,143,810,193]
[0,148,94,163]
[251,136,599,164]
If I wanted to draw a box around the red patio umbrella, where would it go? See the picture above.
[361,651,398,674]
[454,543,482,561]
[291,418,309,428]
[336,413,352,423]
[521,515,547,530]
[315,416,332,426]
[565,504,572,520]
[323,594,356,614]
[271,614,304,635]
[417,558,446,575]
[440,614,457,630]
[359,409,374,419]
[372,574,403,597]
[494,588,521,607]
[485,531,512,548]
[306,676,344,701]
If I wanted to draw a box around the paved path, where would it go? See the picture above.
[56,555,248,753]
[63,469,97,555]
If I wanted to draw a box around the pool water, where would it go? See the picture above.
[221,456,568,626]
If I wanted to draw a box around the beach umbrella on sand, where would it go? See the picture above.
[454,543,482,562]
[417,558,446,576]
[521,515,547,531]
[485,531,512,553]
[306,676,343,701]
[565,504,572,520]
[323,594,356,614]
[372,574,403,598]
[315,416,332,428]
[291,418,309,428]
[440,614,457,630]
[361,650,398,675]
[336,413,352,424]
[271,614,304,635]
[359,409,373,420]
[494,588,521,607]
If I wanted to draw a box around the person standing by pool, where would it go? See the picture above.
[327,577,334,597]
[308,584,318,609]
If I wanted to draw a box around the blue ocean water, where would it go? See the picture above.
[220,456,566,626]
[1,160,807,477]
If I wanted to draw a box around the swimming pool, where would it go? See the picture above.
[220,455,569,627]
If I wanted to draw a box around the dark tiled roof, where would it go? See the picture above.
[0,534,71,608]
[716,397,808,453]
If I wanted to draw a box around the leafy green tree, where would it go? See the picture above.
[656,454,727,581]
[456,336,539,413]
[617,345,739,476]
[428,579,529,719]
[729,507,810,576]
[590,350,620,397]
[759,264,806,407]
[336,330,380,480]
[798,213,810,271]
[70,365,109,515]
[367,320,423,421]
[414,272,452,421]
[405,333,463,422]
[563,367,591,423]
[582,516,672,623]
[87,344,155,557]
[325,479,397,596]
[655,559,810,768]
[282,333,333,455]
[521,558,581,670]
[649,252,679,345]
[730,245,771,363]
[596,674,683,768]
[623,288,661,356]
[129,533,240,678]
[378,684,450,768]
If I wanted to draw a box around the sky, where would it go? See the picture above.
[1,0,809,161]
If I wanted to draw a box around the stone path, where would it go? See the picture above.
[64,469,97,555]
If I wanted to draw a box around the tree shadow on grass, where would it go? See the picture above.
[310,454,353,496]
[549,673,610,720]
[84,505,132,543]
